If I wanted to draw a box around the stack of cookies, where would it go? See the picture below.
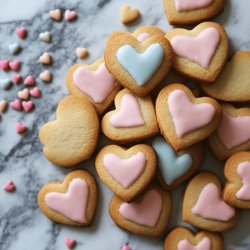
[37,0,250,249]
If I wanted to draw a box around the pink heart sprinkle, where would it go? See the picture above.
[16,122,27,134]
[0,60,10,71]
[22,101,34,112]
[24,75,35,86]
[64,238,76,249]
[64,10,77,21]
[10,99,22,111]
[16,27,27,39]
[121,245,132,250]
[4,180,16,192]
[9,60,21,71]
[29,87,41,98]
[12,74,23,84]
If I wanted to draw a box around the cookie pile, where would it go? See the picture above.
[37,1,250,249]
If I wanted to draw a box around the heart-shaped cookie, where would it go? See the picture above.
[163,0,225,25]
[66,58,120,114]
[38,170,98,226]
[152,136,205,190]
[164,227,223,250]
[208,104,250,161]
[201,51,250,102]
[183,172,238,232]
[101,88,159,143]
[223,152,250,209]
[165,22,228,82]
[120,5,140,24]
[132,26,165,42]
[95,144,156,202]
[39,95,99,167]
[104,31,173,97]
[156,84,221,151]
[109,185,171,237]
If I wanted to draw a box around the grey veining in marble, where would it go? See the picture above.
[0,0,250,249]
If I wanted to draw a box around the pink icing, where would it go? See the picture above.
[236,162,250,200]
[174,0,214,11]
[216,111,250,149]
[177,237,212,250]
[73,62,116,103]
[168,90,215,137]
[170,27,220,68]
[110,94,145,128]
[192,183,235,221]
[119,189,162,227]
[103,152,146,188]
[136,33,151,42]
[45,178,89,224]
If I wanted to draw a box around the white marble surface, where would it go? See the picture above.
[0,0,250,250]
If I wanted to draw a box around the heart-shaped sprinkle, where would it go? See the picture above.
[8,43,21,55]
[49,9,62,21]
[22,101,34,112]
[121,245,132,250]
[64,10,77,21]
[120,5,140,24]
[168,89,215,137]
[45,178,89,223]
[178,237,212,250]
[174,0,213,11]
[0,78,12,90]
[0,100,7,113]
[64,238,76,249]
[0,60,10,71]
[16,27,27,39]
[9,60,21,71]
[76,47,88,59]
[39,52,52,65]
[103,152,146,188]
[12,74,22,84]
[110,94,144,128]
[39,32,51,43]
[117,44,164,86]
[119,189,162,227]
[16,122,27,134]
[18,88,30,100]
[40,70,52,82]
[4,180,16,192]
[29,87,41,98]
[10,99,22,111]
[192,183,235,221]
[24,75,35,86]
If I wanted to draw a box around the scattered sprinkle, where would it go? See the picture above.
[121,245,132,250]
[3,180,16,192]
[0,78,12,90]
[39,31,51,43]
[39,52,52,65]
[0,100,7,113]
[12,74,23,84]
[29,87,41,98]
[16,122,27,134]
[76,47,88,59]
[17,88,30,100]
[0,60,10,71]
[8,42,21,55]
[120,5,140,24]
[64,10,77,21]
[16,27,27,39]
[9,60,21,71]
[40,70,52,82]
[24,75,36,86]
[10,99,22,111]
[49,9,62,21]
[22,100,34,112]
[64,238,76,249]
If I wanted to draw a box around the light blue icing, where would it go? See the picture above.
[116,43,164,86]
[152,136,193,185]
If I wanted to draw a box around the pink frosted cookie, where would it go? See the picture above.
[208,104,250,161]
[156,83,221,151]
[95,144,157,202]
[183,172,238,232]
[66,58,120,114]
[165,22,228,82]
[101,88,159,144]
[38,170,98,226]
[164,227,223,250]
[223,152,250,209]
[109,185,171,237]
[163,0,225,25]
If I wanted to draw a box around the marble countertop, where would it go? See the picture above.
[0,0,250,249]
